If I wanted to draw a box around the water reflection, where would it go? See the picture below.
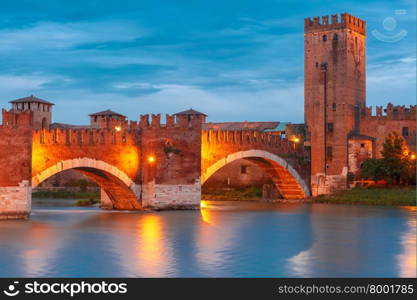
[196,206,250,276]
[287,204,417,277]
[397,207,416,277]
[134,214,174,277]
[0,200,415,277]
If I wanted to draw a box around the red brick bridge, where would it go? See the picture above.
[0,108,310,220]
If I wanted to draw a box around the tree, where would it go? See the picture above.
[360,159,387,181]
[360,132,416,185]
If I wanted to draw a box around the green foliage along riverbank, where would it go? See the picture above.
[32,190,99,200]
[314,187,416,206]
[202,187,263,201]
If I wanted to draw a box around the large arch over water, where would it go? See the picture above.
[32,158,141,209]
[202,150,310,199]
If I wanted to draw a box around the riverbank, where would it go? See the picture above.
[32,190,100,207]
[202,187,262,201]
[32,190,99,200]
[313,187,416,206]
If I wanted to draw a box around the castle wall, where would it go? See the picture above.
[139,114,203,209]
[360,105,416,157]
[32,126,142,185]
[0,110,33,219]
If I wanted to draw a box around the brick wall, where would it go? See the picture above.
[0,109,33,219]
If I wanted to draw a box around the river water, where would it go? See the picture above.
[0,199,415,277]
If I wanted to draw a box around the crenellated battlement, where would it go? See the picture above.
[32,127,138,146]
[362,103,416,120]
[304,13,366,35]
[1,109,32,128]
[202,129,295,149]
[139,113,204,129]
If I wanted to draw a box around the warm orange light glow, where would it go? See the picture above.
[120,146,140,176]
[200,202,218,226]
[411,154,416,160]
[148,155,156,163]
[291,136,300,143]
[115,126,121,132]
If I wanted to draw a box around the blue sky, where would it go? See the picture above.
[0,0,415,124]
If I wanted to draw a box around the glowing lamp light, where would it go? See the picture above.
[148,155,156,163]
[115,126,121,132]
[411,154,416,160]
[291,137,300,143]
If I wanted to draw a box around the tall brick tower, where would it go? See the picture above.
[304,13,366,195]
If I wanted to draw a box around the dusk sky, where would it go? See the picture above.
[0,0,415,124]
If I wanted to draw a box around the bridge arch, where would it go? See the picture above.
[32,158,141,209]
[202,150,310,199]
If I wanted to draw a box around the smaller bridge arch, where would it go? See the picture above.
[32,158,141,209]
[202,150,310,199]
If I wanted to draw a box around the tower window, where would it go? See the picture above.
[323,35,327,42]
[360,143,365,148]
[326,146,333,161]
[402,127,409,137]
[326,123,334,133]
[332,103,336,111]
[241,165,248,174]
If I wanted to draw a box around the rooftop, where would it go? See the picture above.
[174,108,207,116]
[89,109,126,118]
[50,123,90,129]
[203,121,281,131]
[9,95,54,105]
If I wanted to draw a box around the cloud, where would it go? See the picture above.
[0,21,144,52]
[0,75,49,92]
[367,55,416,107]
[0,0,414,125]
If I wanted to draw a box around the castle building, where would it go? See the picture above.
[1,13,414,202]
[304,13,416,195]
[89,109,127,129]
[9,95,54,130]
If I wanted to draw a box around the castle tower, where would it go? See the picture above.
[89,109,127,129]
[9,95,54,129]
[304,13,366,195]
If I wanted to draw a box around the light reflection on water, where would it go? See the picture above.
[0,200,415,277]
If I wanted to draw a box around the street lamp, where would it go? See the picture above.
[148,155,156,163]
[290,136,300,150]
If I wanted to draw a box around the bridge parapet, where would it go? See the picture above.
[33,127,138,146]
[139,113,204,130]
[202,129,302,155]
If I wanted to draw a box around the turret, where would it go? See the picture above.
[89,109,127,130]
[9,95,53,129]
[173,109,207,128]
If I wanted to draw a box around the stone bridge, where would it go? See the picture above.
[201,130,310,199]
[0,109,310,220]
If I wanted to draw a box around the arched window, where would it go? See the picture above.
[41,117,48,129]
[402,127,409,137]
